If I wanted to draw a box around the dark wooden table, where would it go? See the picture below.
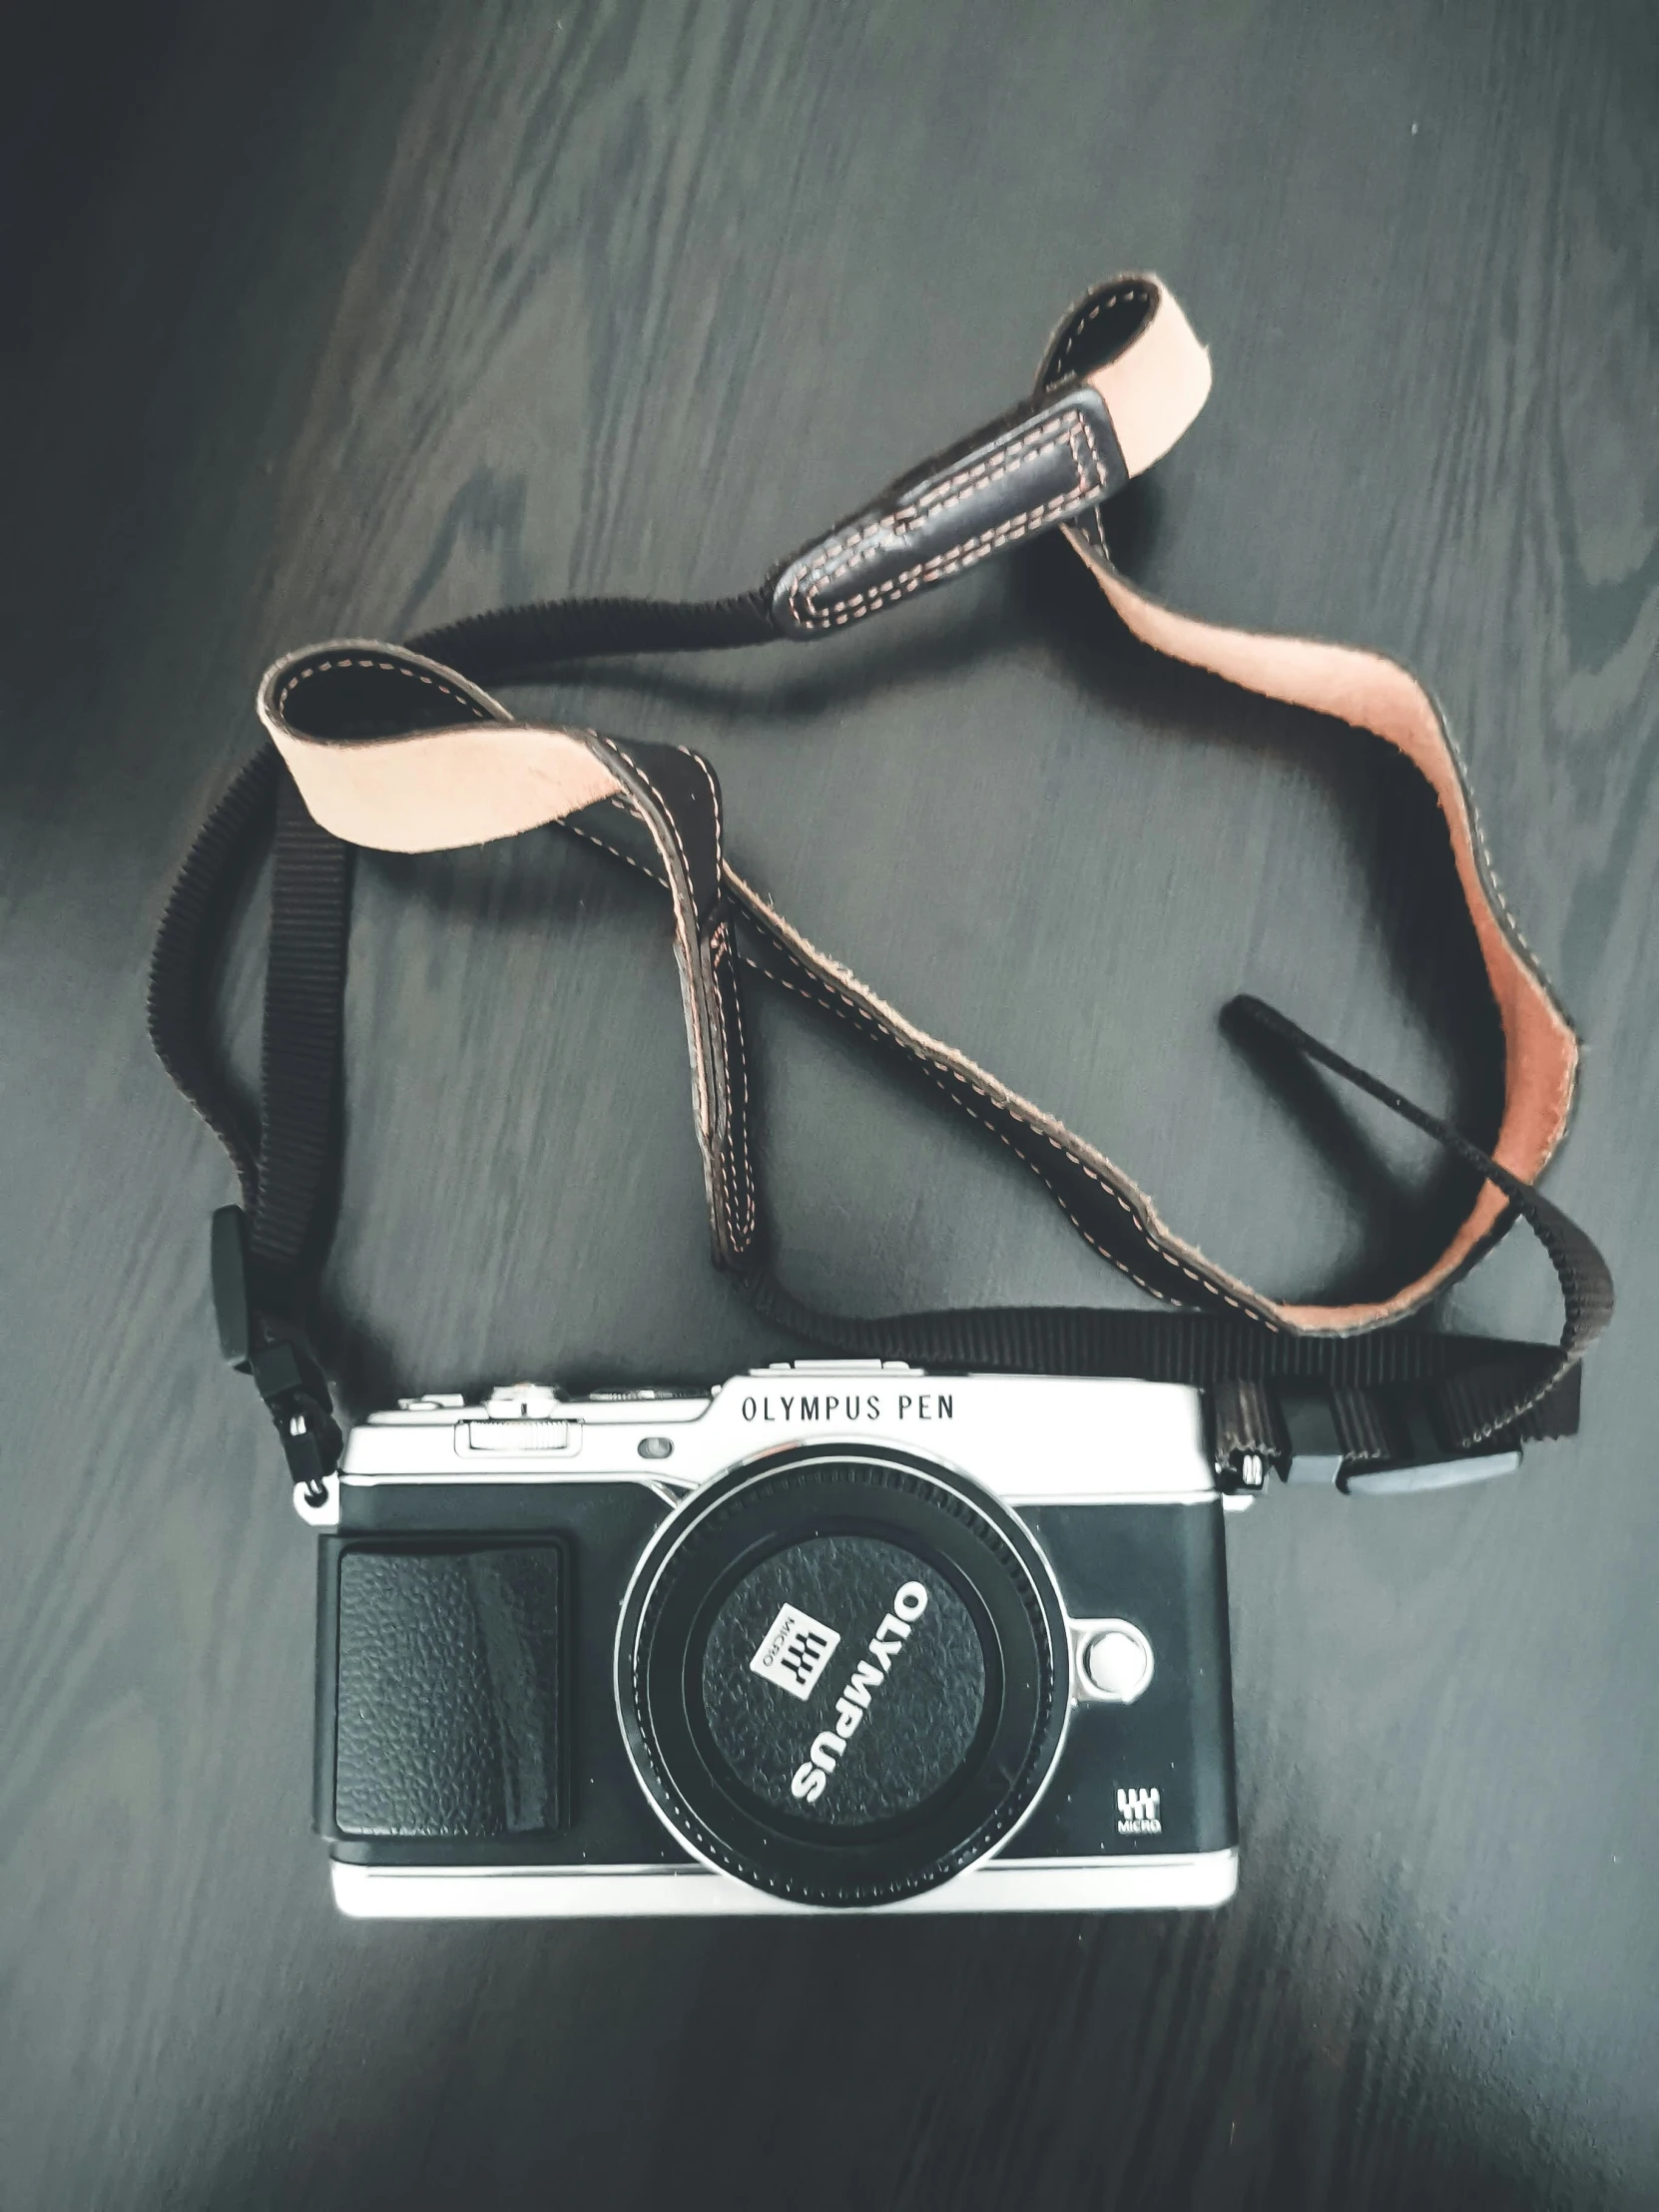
[3,3,1655,2205]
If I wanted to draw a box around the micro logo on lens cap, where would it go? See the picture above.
[749,1603,840,1700]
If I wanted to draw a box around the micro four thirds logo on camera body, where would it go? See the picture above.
[1116,1787,1162,1836]
[773,1581,930,1805]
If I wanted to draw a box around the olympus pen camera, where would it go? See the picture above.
[303,1365,1240,1916]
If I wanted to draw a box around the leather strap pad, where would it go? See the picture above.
[769,384,1125,636]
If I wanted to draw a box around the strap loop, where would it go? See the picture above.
[249,1335,341,1504]
[148,271,1613,1494]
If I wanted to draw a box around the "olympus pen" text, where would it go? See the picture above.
[740,1391,953,1424]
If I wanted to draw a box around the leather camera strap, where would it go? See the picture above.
[148,276,1612,1501]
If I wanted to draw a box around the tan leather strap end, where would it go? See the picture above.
[1056,274,1214,479]
[258,641,757,1271]
[1032,275,1579,1332]
[256,642,622,848]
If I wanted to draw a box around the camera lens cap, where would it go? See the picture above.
[616,1448,1068,1907]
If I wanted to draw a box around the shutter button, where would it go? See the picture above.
[1075,1620,1154,1704]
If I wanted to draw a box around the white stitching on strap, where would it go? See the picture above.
[275,653,491,726]
[557,816,1275,1323]
[750,954,1177,1307]
[788,407,1109,632]
[802,476,1091,626]
[679,747,757,1250]
[737,910,1274,1326]
[1049,280,1149,381]
[594,737,713,1156]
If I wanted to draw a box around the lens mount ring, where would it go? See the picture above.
[614,1446,1069,1908]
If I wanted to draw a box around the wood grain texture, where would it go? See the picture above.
[1,1,1656,2206]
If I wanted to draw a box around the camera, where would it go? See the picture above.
[304,1363,1241,1916]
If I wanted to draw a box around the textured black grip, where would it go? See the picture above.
[333,1543,567,1839]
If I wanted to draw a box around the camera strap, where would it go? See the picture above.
[149,275,1611,1502]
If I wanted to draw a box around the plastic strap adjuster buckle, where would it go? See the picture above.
[1278,1385,1521,1497]
[211,1204,256,1372]
[1340,1393,1520,1497]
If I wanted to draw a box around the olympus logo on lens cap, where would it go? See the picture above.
[705,1541,981,1828]
[787,1577,928,1805]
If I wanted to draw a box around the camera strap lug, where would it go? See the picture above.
[249,1337,342,1503]
[291,1471,340,1528]
[1207,1378,1279,1492]
[211,1205,342,1505]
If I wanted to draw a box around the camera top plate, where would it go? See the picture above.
[328,1368,1216,1501]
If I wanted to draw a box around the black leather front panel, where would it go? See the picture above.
[1007,1503,1236,1859]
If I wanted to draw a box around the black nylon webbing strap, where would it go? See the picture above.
[1228,997,1611,1439]
[251,777,352,1315]
[148,753,346,1496]
[148,746,277,1212]
[411,590,774,690]
[148,753,352,1299]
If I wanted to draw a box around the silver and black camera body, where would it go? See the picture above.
[304,1363,1240,1918]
